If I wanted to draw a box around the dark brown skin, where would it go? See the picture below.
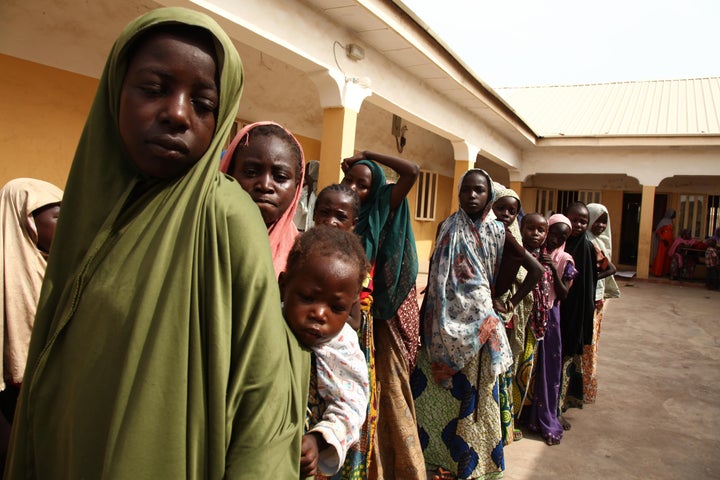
[341,150,419,210]
[311,189,362,330]
[543,222,573,301]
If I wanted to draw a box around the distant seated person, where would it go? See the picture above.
[668,229,697,280]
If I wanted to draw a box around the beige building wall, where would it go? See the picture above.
[0,55,96,188]
[601,189,623,265]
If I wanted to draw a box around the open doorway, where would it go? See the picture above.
[619,193,641,264]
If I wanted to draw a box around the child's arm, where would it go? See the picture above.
[594,245,617,280]
[342,150,419,210]
[308,324,369,475]
[495,233,543,312]
[541,252,572,301]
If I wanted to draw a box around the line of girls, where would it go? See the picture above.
[0,7,620,480]
[211,115,622,480]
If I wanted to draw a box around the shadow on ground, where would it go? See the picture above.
[502,280,720,479]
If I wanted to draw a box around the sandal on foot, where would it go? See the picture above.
[513,429,523,441]
[544,435,561,446]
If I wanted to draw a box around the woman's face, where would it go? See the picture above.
[119,32,219,178]
[492,196,520,226]
[590,212,608,237]
[341,164,372,204]
[33,203,61,254]
[230,134,299,227]
[459,172,489,221]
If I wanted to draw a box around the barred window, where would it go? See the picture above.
[706,195,720,237]
[678,194,705,238]
[415,170,438,221]
[536,188,556,216]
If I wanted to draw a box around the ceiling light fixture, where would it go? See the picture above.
[345,43,365,61]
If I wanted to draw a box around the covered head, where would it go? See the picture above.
[0,178,63,388]
[219,121,306,276]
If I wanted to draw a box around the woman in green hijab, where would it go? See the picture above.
[5,8,308,479]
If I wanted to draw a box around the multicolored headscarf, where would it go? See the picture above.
[219,121,305,277]
[422,169,512,377]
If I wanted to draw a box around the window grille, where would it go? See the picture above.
[414,170,438,221]
[555,190,601,213]
[578,190,602,205]
[706,195,720,237]
[536,188,556,216]
[678,194,705,238]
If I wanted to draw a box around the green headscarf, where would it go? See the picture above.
[353,160,418,321]
[7,8,308,479]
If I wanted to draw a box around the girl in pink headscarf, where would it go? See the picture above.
[220,122,305,277]
[522,214,578,445]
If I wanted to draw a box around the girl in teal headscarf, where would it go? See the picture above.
[341,150,425,478]
[5,8,308,479]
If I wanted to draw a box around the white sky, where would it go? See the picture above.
[402,0,720,88]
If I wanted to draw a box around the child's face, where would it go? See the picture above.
[567,206,589,237]
[521,214,548,250]
[458,172,489,221]
[32,203,61,254]
[341,164,373,204]
[281,254,359,348]
[546,223,571,252]
[590,212,608,237]
[231,135,299,226]
[313,191,358,231]
[492,196,520,227]
[119,32,218,178]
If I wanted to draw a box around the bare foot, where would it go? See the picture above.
[545,436,561,446]
[559,415,572,431]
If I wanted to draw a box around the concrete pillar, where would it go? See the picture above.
[309,70,371,191]
[317,107,358,189]
[451,159,474,212]
[450,140,480,212]
[637,184,656,279]
[509,181,523,197]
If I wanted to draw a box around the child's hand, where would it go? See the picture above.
[493,297,509,314]
[539,253,554,266]
[300,433,320,477]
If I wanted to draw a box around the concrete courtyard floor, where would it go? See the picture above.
[500,279,720,479]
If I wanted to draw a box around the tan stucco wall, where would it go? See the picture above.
[601,189,623,265]
[412,174,454,272]
[294,134,321,163]
[0,55,97,188]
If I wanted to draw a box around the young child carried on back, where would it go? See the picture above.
[313,184,378,479]
[280,225,370,478]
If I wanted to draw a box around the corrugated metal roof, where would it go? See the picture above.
[497,78,720,138]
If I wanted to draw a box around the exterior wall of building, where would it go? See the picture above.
[0,55,96,188]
